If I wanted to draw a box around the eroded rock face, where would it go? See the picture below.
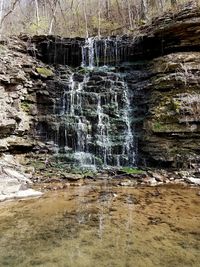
[1,6,200,170]
[138,52,200,167]
[0,37,56,153]
[132,6,200,60]
[24,35,137,67]
[35,67,138,167]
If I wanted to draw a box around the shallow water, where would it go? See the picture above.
[0,184,199,267]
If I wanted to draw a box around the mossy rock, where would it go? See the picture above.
[36,67,54,77]
[121,167,145,175]
[151,121,196,133]
[77,67,90,74]
[21,101,31,112]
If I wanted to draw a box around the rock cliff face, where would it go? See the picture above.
[0,7,200,170]
[0,37,57,154]
[135,7,200,168]
[140,52,200,168]
[132,6,200,60]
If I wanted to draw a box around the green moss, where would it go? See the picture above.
[30,160,45,170]
[150,93,182,125]
[36,67,54,77]
[153,122,162,130]
[0,44,7,54]
[83,170,97,177]
[170,99,181,113]
[152,121,190,133]
[152,122,173,132]
[77,67,89,74]
[21,101,31,112]
[121,167,145,174]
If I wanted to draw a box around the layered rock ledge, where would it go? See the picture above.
[0,6,200,199]
[0,154,42,202]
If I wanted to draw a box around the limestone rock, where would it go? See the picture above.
[185,177,200,185]
[0,140,8,151]
[0,155,42,202]
[62,173,83,181]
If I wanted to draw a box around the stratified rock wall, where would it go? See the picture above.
[131,7,200,60]
[135,7,200,168]
[1,6,200,169]
[139,52,200,168]
[0,37,56,153]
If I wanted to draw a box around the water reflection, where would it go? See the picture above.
[0,185,199,267]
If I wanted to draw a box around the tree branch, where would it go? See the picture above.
[0,0,20,27]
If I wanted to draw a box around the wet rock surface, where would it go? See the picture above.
[24,153,200,191]
[0,6,200,186]
[35,67,137,167]
[139,52,200,168]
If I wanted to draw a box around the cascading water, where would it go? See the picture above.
[82,37,96,69]
[81,36,122,68]
[54,37,137,169]
[96,94,112,166]
[121,80,136,165]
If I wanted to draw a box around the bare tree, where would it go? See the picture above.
[0,0,195,37]
[98,0,101,38]
[83,0,88,38]
[140,0,148,21]
[0,0,21,28]
[127,0,133,29]
[34,0,40,31]
[48,0,59,34]
[105,0,110,19]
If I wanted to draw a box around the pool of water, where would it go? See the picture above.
[0,183,199,267]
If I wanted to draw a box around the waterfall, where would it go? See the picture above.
[96,95,112,166]
[122,80,135,165]
[81,36,126,68]
[53,37,137,169]
[82,37,96,69]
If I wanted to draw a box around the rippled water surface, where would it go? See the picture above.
[0,184,200,267]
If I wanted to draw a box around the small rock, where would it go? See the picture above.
[152,173,165,182]
[62,173,82,181]
[125,195,139,204]
[148,216,162,225]
[119,180,137,186]
[178,171,190,179]
[185,177,200,185]
[2,167,31,183]
[15,189,43,198]
[144,177,158,186]
[149,189,161,197]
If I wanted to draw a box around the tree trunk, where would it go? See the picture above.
[0,0,4,37]
[105,0,110,20]
[83,0,88,38]
[34,0,40,33]
[48,0,58,35]
[98,0,101,38]
[140,0,148,21]
[127,0,133,29]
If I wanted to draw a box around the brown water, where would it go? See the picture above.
[0,183,199,267]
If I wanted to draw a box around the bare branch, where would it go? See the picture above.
[0,0,20,27]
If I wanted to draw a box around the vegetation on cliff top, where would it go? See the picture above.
[0,0,198,38]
